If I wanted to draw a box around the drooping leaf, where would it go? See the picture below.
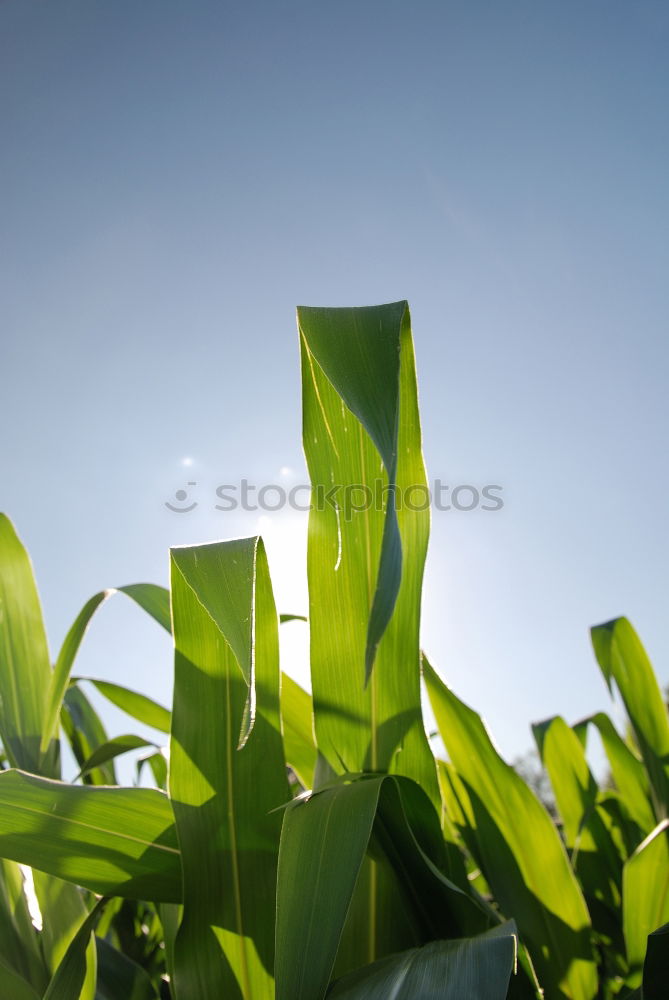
[76,735,157,780]
[0,514,55,775]
[136,750,168,790]
[327,921,518,999]
[39,584,170,774]
[169,536,289,999]
[74,679,171,734]
[0,769,181,902]
[39,591,109,770]
[424,656,598,1000]
[299,304,437,805]
[622,821,669,986]
[591,618,669,819]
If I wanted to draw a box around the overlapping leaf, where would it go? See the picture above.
[0,770,181,901]
[424,656,597,1000]
[327,921,518,1000]
[169,536,289,999]
[591,618,669,819]
[275,773,488,1000]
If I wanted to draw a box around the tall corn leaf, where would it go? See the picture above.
[327,921,518,1000]
[0,514,56,775]
[169,537,289,1000]
[275,773,485,1000]
[424,657,597,1000]
[299,303,438,804]
[591,618,669,819]
[0,769,181,901]
[622,821,669,986]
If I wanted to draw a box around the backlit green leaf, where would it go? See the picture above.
[169,536,289,999]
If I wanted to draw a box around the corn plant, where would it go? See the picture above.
[0,302,666,999]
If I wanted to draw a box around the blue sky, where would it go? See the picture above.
[1,0,667,768]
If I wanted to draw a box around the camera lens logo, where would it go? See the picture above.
[165,482,198,513]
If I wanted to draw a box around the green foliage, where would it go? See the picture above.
[0,302,667,998]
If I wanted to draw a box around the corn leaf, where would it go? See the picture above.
[0,770,181,902]
[95,937,160,1000]
[169,536,289,999]
[42,897,105,1000]
[40,583,170,772]
[34,871,97,1000]
[76,734,157,780]
[424,656,598,1000]
[299,302,438,795]
[280,672,317,789]
[591,618,669,819]
[574,712,655,837]
[75,679,171,734]
[533,716,622,935]
[61,686,117,785]
[327,921,518,999]
[275,773,484,1000]
[0,956,41,1000]
[0,859,47,993]
[623,821,669,985]
[640,922,669,1000]
[0,514,55,775]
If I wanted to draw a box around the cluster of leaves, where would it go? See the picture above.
[0,302,667,999]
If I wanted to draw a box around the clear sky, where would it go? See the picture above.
[1,0,667,770]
